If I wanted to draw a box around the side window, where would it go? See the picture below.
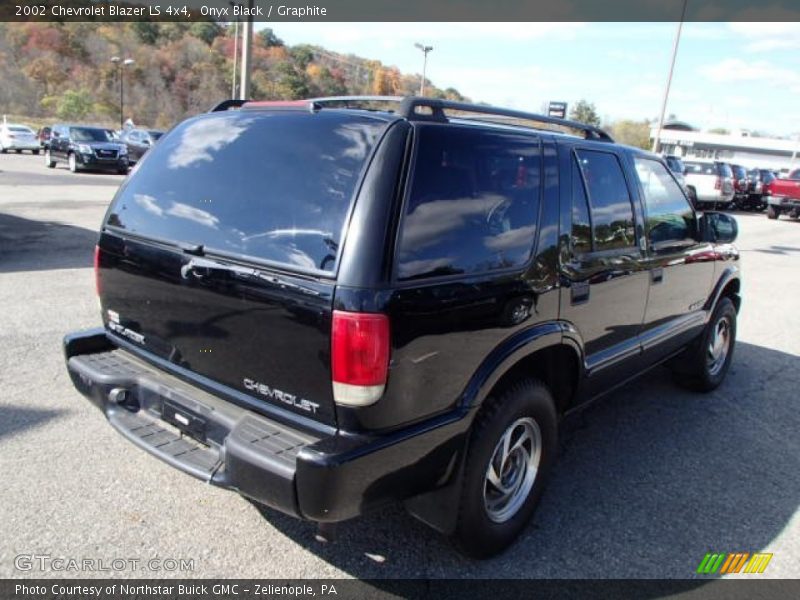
[396,125,542,281]
[634,157,694,246]
[575,149,636,251]
[571,157,592,254]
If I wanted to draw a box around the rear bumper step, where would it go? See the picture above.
[64,329,470,522]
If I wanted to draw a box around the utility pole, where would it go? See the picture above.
[651,0,688,153]
[230,2,240,98]
[414,43,433,96]
[239,0,254,99]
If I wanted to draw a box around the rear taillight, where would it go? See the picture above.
[93,245,102,296]
[331,310,390,406]
[714,177,722,190]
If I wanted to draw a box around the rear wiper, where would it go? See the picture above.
[180,257,320,296]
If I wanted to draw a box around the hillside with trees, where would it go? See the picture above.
[0,22,468,128]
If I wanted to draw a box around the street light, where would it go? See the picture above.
[414,43,433,96]
[110,56,135,130]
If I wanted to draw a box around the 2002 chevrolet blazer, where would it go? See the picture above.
[64,96,741,557]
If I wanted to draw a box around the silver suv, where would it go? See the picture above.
[683,160,735,208]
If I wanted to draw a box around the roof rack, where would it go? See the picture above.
[209,99,249,112]
[309,95,614,142]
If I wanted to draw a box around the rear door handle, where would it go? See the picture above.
[571,280,590,304]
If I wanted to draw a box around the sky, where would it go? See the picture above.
[260,22,800,138]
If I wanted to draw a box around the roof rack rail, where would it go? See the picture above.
[399,97,614,142]
[310,95,614,142]
[209,99,248,112]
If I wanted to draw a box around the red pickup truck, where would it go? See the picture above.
[765,168,800,219]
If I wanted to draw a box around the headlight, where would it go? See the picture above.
[76,144,92,154]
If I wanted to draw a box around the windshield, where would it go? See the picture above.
[148,131,164,140]
[106,110,388,274]
[70,128,110,142]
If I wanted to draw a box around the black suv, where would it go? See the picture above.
[45,124,129,174]
[64,97,741,558]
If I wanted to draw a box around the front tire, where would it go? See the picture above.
[673,297,737,392]
[767,205,779,220]
[44,149,55,168]
[32,149,40,155]
[451,379,557,558]
[68,152,78,173]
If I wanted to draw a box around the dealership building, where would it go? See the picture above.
[651,121,800,172]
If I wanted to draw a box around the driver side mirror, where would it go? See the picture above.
[700,212,738,244]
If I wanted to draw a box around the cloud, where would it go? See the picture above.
[168,117,251,169]
[697,58,800,93]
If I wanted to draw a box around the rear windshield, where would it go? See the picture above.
[718,163,733,178]
[106,111,387,274]
[731,165,746,178]
[71,128,110,142]
[684,161,716,175]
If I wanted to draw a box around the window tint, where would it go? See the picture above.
[571,157,592,254]
[718,163,733,178]
[107,111,387,273]
[789,169,800,180]
[575,150,636,251]
[634,157,694,246]
[396,125,541,280]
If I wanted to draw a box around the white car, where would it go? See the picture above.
[0,123,40,154]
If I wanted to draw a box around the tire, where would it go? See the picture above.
[673,297,737,393]
[15,149,22,154]
[44,149,55,168]
[33,149,40,155]
[767,205,779,220]
[117,167,129,175]
[68,152,78,173]
[451,379,557,558]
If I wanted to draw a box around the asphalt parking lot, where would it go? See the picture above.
[0,151,798,581]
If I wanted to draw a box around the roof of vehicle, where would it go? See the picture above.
[209,95,616,143]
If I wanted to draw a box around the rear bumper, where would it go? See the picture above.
[767,196,800,210]
[64,329,469,522]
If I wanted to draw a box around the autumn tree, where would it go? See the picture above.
[609,119,651,149]
[569,99,601,127]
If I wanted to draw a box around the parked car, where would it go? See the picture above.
[683,160,735,208]
[64,97,741,558]
[37,126,52,149]
[744,168,775,211]
[764,168,800,219]
[45,124,129,174]
[662,154,696,204]
[729,163,750,207]
[0,123,40,154]
[120,128,165,164]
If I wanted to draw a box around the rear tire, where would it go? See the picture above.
[672,297,736,393]
[451,379,557,558]
[767,205,779,220]
[33,149,40,155]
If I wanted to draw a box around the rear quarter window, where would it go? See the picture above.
[396,124,542,281]
[106,111,388,274]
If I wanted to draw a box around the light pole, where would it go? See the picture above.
[110,56,135,130]
[414,43,433,96]
[230,1,241,98]
[651,0,688,153]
